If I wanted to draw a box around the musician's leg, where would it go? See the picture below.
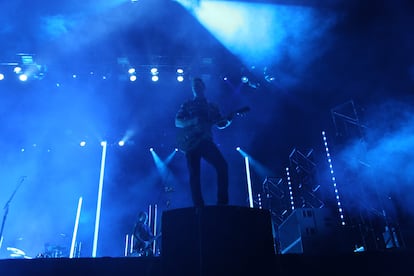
[202,141,229,205]
[186,150,204,207]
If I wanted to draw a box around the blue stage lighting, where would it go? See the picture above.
[14,66,22,74]
[19,74,28,81]
[322,130,346,226]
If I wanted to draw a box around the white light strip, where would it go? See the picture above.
[124,235,129,257]
[130,235,134,254]
[92,141,108,257]
[322,131,346,225]
[148,205,152,228]
[286,167,295,210]
[245,156,254,208]
[152,204,158,255]
[70,196,83,258]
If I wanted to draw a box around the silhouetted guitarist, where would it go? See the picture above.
[175,77,249,207]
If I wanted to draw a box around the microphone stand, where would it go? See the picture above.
[0,176,26,250]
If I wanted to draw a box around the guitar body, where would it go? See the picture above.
[176,106,250,153]
[176,127,208,153]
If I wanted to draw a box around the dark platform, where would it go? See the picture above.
[0,250,412,276]
[1,206,412,275]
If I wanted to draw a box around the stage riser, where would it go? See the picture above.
[161,206,275,274]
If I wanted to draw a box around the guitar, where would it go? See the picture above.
[131,233,162,256]
[176,106,250,153]
[143,233,162,249]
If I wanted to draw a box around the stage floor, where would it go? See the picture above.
[0,249,412,276]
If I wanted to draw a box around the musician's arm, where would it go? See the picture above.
[211,103,232,129]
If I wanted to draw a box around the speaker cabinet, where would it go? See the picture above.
[161,206,275,274]
[278,208,352,254]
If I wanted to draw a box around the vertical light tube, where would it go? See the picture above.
[130,235,134,254]
[124,234,129,257]
[148,205,152,228]
[92,141,107,257]
[286,167,295,211]
[244,156,254,208]
[322,131,346,225]
[152,204,158,255]
[70,196,83,258]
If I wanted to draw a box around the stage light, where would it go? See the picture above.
[14,66,22,74]
[0,73,4,80]
[176,68,184,82]
[150,147,154,151]
[151,67,159,82]
[128,68,135,74]
[129,75,137,82]
[80,141,86,147]
[100,141,107,147]
[322,130,346,226]
[19,74,28,82]
[118,140,125,147]
[285,167,295,211]
[241,76,249,83]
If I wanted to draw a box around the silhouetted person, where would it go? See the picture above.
[175,77,231,207]
[132,211,155,256]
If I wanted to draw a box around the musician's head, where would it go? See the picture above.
[192,77,205,97]
[137,211,148,224]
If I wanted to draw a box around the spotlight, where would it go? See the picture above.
[236,146,241,151]
[118,140,125,147]
[151,67,159,82]
[176,68,184,82]
[80,141,86,147]
[150,147,154,151]
[128,67,136,81]
[19,74,28,82]
[241,76,249,83]
[100,141,107,146]
[0,73,4,80]
[14,66,22,74]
